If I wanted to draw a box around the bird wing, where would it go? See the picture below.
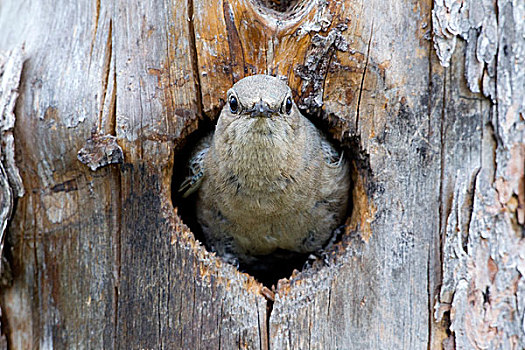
[320,138,344,168]
[178,134,212,198]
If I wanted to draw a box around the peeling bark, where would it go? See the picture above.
[0,46,25,275]
[432,0,524,348]
[0,45,25,350]
[77,132,124,171]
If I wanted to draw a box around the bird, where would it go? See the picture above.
[179,74,350,277]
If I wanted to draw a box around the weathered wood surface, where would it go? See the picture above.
[0,45,26,350]
[432,1,525,348]
[0,0,523,349]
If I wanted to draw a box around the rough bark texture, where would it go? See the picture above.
[0,46,26,350]
[0,0,523,349]
[432,1,525,348]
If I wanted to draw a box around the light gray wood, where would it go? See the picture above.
[0,45,25,350]
[0,47,24,279]
[0,0,522,349]
[432,0,525,348]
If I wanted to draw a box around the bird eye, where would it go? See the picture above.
[229,95,239,114]
[285,96,292,114]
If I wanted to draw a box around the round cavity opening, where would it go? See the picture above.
[172,103,368,288]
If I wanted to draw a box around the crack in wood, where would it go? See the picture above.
[162,5,174,136]
[308,299,313,350]
[89,0,101,60]
[222,0,246,82]
[112,163,122,348]
[218,301,223,350]
[435,68,451,347]
[426,13,436,349]
[188,0,204,118]
[266,298,273,350]
[110,31,120,345]
[32,194,41,345]
[99,20,113,132]
[355,21,373,132]
[461,167,480,252]
[50,178,78,193]
[178,289,184,347]
[191,279,197,348]
[438,69,447,273]
[426,246,432,350]
[137,79,145,158]
[110,46,117,136]
[157,287,162,349]
[255,296,268,350]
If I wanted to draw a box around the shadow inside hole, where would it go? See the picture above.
[252,0,307,13]
[172,118,216,249]
[172,111,359,288]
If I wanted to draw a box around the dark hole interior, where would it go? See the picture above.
[252,0,306,13]
[172,109,359,288]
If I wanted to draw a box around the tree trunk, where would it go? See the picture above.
[0,0,523,349]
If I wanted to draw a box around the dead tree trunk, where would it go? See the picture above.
[0,0,523,349]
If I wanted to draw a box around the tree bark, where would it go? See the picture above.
[0,0,523,349]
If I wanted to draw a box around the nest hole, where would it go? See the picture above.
[172,107,369,288]
[251,0,310,15]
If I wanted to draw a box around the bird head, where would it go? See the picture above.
[225,75,295,120]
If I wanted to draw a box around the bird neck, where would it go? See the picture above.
[213,118,300,191]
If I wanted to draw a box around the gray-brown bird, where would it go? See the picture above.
[180,75,350,275]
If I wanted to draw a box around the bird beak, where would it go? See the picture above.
[248,100,277,118]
